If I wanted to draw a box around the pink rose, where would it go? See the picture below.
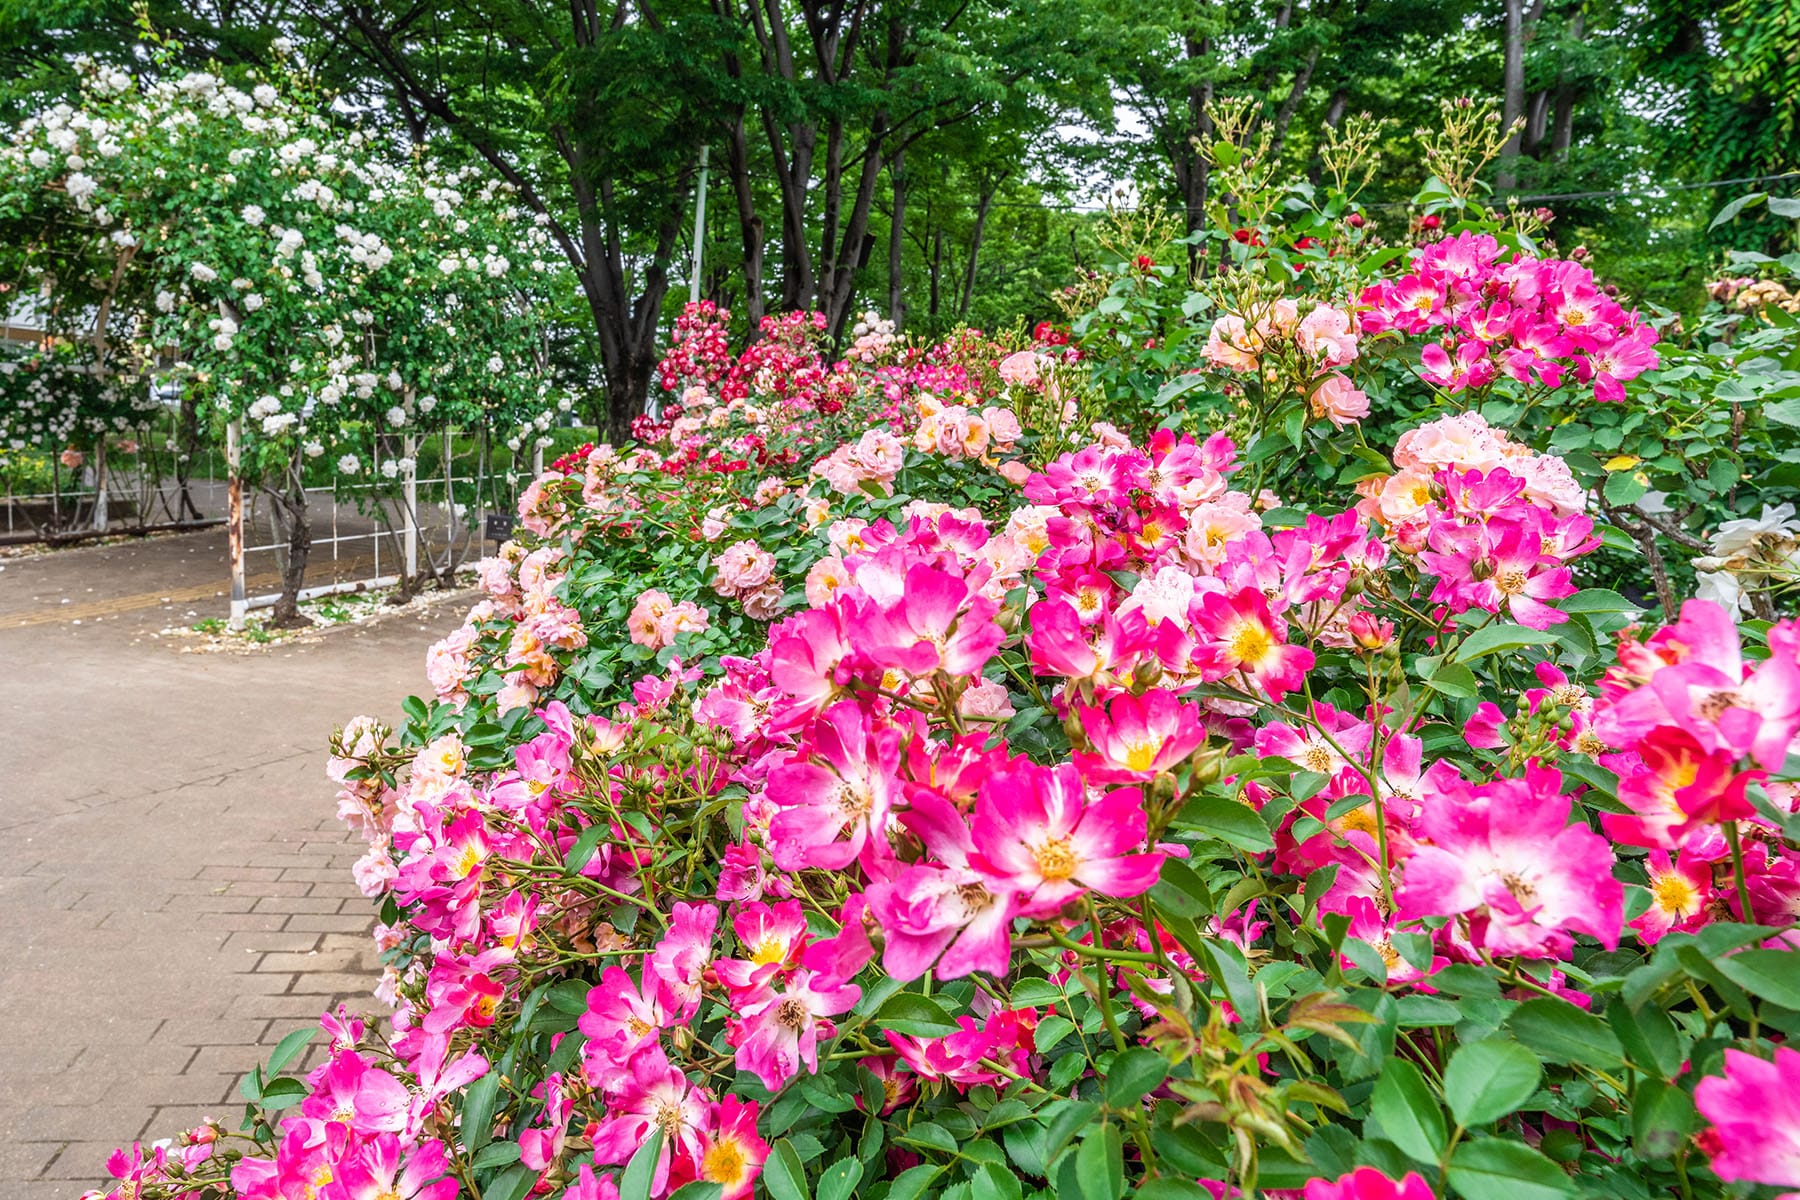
[1309,373,1369,429]
[997,350,1044,387]
[712,540,776,596]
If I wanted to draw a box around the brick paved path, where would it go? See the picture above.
[0,530,469,1197]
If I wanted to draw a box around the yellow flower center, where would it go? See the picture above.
[1034,836,1079,882]
[704,1138,749,1185]
[1298,743,1336,774]
[1652,871,1701,917]
[1123,740,1159,773]
[1227,621,1275,665]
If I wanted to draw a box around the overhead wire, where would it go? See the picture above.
[960,171,1800,215]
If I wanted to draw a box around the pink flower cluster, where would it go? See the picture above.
[1360,231,1660,402]
[429,544,589,713]
[83,1008,484,1200]
[627,587,710,650]
[1587,600,1800,933]
[710,539,781,619]
[1203,299,1369,428]
[1358,411,1593,630]
[1695,1047,1800,1198]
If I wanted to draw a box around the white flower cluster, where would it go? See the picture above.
[1,54,568,482]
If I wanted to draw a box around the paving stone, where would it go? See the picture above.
[0,1142,61,1183]
[0,540,454,1191]
[223,993,350,1021]
[150,1019,271,1047]
[223,930,324,954]
[252,950,368,974]
[283,914,375,933]
[198,912,290,932]
[253,896,341,914]
[287,971,385,997]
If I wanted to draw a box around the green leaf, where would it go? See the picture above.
[1632,1079,1698,1158]
[900,1122,959,1155]
[1770,196,1800,219]
[257,1076,308,1109]
[1766,397,1800,427]
[621,1128,665,1200]
[1607,999,1682,1080]
[565,822,610,873]
[1710,192,1766,231]
[1603,470,1648,507]
[816,1155,864,1200]
[470,1142,522,1171]
[1446,1139,1575,1200]
[1506,998,1625,1068]
[885,1165,943,1200]
[1135,1181,1220,1200]
[1104,1047,1170,1107]
[1556,588,1638,616]
[1035,1014,1076,1054]
[264,1027,314,1076]
[1178,793,1274,853]
[1713,949,1800,1010]
[669,1185,725,1200]
[973,1161,1022,1200]
[1421,661,1479,699]
[1443,1040,1542,1127]
[482,1164,537,1200]
[877,992,962,1037]
[1076,1123,1126,1200]
[1369,1058,1447,1163]
[1453,623,1560,664]
[545,979,593,1016]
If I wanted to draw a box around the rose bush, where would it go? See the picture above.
[83,111,1800,1200]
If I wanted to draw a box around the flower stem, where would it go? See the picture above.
[1725,821,1755,923]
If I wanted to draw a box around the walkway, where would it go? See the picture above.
[0,529,469,1197]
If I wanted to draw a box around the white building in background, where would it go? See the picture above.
[1,286,48,350]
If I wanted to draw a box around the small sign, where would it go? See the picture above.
[484,512,515,543]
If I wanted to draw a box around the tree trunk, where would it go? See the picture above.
[887,147,907,326]
[725,115,767,327]
[958,179,1000,320]
[264,452,312,629]
[1324,86,1349,129]
[1549,10,1584,159]
[929,228,944,324]
[176,389,203,521]
[1176,35,1213,278]
[1267,48,1321,160]
[1497,0,1526,189]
